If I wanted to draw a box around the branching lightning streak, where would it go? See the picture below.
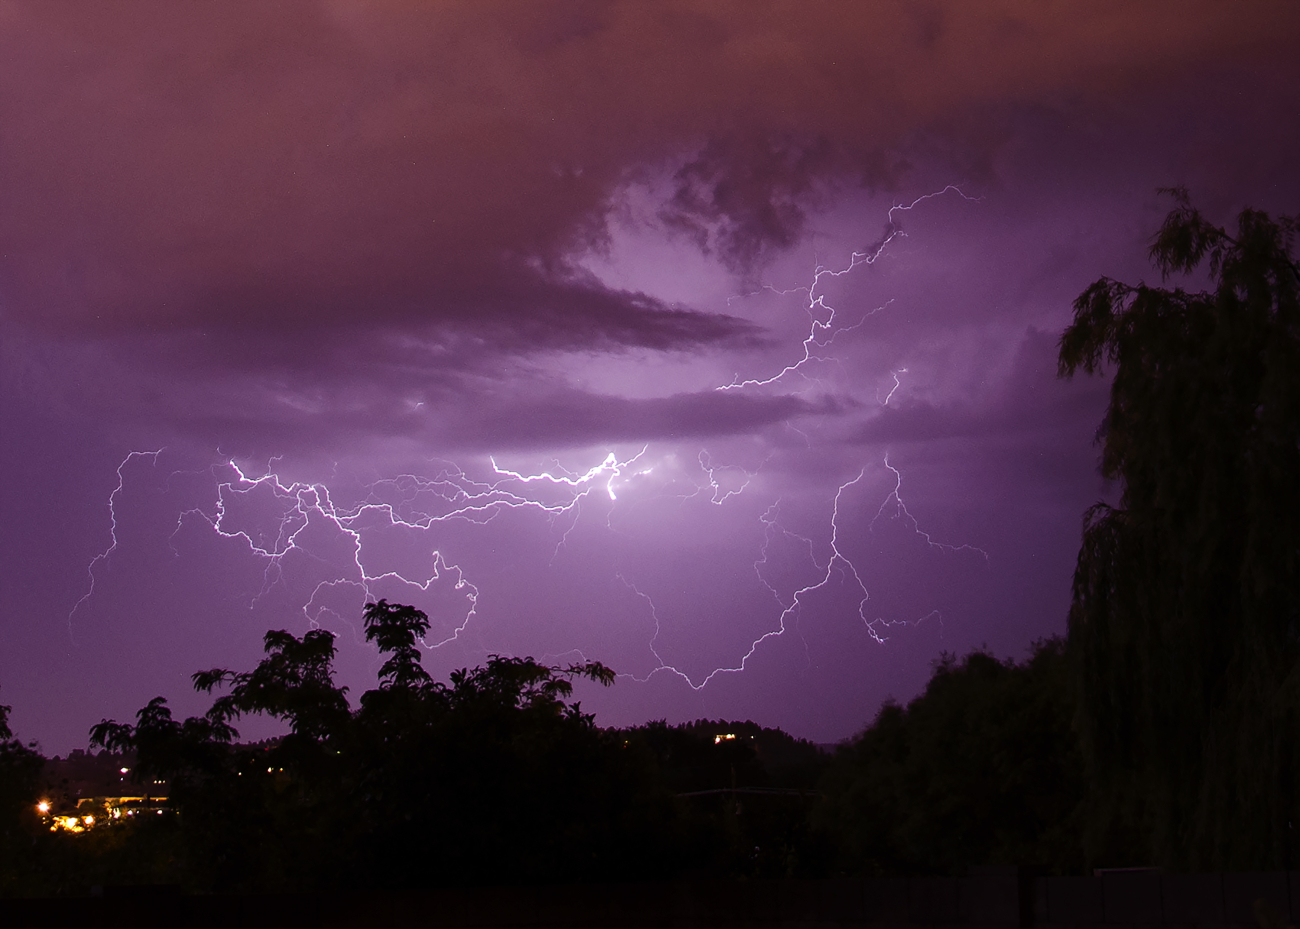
[719,186,975,391]
[490,447,652,559]
[871,455,989,560]
[73,446,662,650]
[692,450,765,505]
[68,449,163,643]
[880,368,907,406]
[490,447,649,504]
[717,296,892,391]
[170,462,471,644]
[180,450,660,645]
[613,456,979,690]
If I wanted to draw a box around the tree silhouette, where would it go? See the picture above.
[1059,189,1300,869]
[82,602,683,892]
[89,695,235,786]
[195,629,351,744]
[814,640,1084,875]
[363,599,434,690]
[0,702,43,894]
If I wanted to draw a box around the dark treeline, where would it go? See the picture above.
[1,193,1297,895]
[814,640,1084,876]
[0,611,1080,897]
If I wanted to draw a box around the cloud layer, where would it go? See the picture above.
[4,1,1293,343]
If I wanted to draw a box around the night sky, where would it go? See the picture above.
[3,1,1299,755]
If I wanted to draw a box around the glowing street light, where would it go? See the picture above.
[36,801,50,814]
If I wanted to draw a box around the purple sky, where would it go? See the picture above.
[3,1,1300,755]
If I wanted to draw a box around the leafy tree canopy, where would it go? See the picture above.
[813,639,1084,876]
[80,603,676,892]
[0,702,44,893]
[1059,189,1300,869]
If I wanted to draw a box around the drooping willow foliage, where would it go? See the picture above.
[1059,189,1300,869]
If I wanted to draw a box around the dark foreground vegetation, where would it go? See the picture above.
[0,613,1081,896]
[1,193,1296,896]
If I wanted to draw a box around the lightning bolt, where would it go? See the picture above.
[71,446,667,650]
[490,446,649,504]
[719,185,977,391]
[871,455,989,560]
[879,368,907,406]
[693,450,766,505]
[609,452,984,690]
[167,450,660,645]
[68,449,163,644]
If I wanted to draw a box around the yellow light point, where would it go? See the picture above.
[84,815,94,825]
[37,801,50,814]
[714,734,736,744]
